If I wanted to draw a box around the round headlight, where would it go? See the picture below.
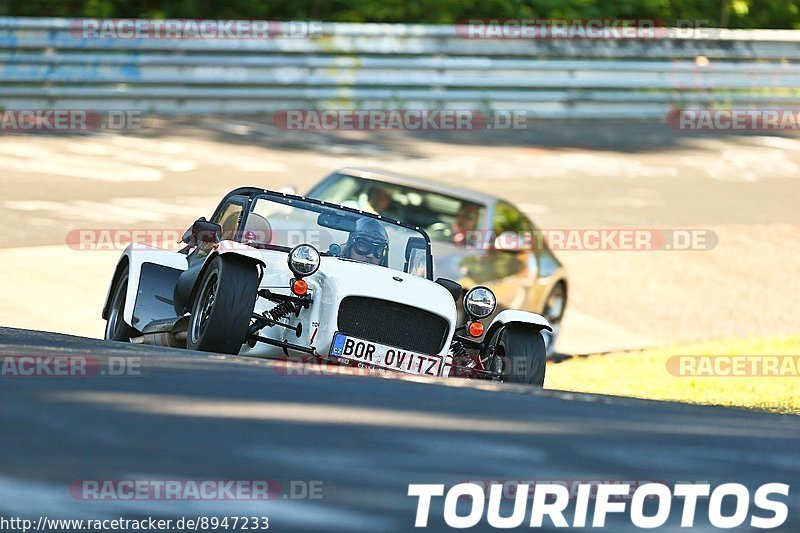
[288,244,320,277]
[464,286,496,319]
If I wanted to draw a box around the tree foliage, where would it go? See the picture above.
[0,0,797,29]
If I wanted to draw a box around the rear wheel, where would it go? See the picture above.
[187,256,259,354]
[493,324,547,386]
[104,265,137,342]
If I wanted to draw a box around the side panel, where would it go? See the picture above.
[132,263,184,330]
[122,244,189,328]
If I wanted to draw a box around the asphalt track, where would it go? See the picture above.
[2,327,800,532]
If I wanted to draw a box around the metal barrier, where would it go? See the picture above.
[1,17,799,118]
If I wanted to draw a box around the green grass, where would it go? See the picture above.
[545,337,800,414]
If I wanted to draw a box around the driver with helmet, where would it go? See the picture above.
[341,217,389,266]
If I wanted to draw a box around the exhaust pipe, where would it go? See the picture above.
[132,315,189,348]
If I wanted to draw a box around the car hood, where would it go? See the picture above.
[313,257,457,320]
[255,249,457,321]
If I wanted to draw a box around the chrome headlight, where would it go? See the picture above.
[288,244,320,277]
[464,286,496,319]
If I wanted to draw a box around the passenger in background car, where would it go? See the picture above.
[366,186,404,221]
[452,203,480,246]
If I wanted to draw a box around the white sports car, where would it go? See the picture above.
[102,187,552,385]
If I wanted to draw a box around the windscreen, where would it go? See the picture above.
[309,174,487,245]
[245,194,431,278]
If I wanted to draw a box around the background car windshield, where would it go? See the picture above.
[249,194,431,278]
[310,174,486,245]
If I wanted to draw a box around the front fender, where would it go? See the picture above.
[484,309,552,344]
[215,240,267,267]
[183,243,266,314]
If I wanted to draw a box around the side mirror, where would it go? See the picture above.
[493,231,528,252]
[182,218,222,247]
[435,278,462,301]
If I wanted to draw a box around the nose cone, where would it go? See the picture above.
[316,257,457,322]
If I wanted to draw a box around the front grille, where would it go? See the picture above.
[337,296,449,354]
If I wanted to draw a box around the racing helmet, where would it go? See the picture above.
[344,217,390,267]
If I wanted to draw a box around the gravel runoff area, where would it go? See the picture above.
[0,117,797,354]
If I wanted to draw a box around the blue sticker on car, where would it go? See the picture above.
[330,332,347,356]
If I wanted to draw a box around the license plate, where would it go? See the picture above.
[329,332,443,377]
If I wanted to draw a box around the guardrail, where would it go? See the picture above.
[1,17,799,118]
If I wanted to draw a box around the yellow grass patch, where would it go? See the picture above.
[546,337,800,414]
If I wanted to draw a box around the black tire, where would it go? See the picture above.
[493,324,547,387]
[104,264,137,342]
[187,256,259,354]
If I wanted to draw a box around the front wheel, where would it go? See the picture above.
[187,256,259,354]
[492,324,547,387]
